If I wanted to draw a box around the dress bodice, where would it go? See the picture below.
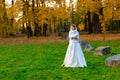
[69,31,79,43]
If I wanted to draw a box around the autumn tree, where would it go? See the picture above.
[77,0,102,33]
[77,0,120,33]
[101,0,120,33]
[0,0,16,37]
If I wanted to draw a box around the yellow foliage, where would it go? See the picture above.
[1,0,119,36]
[37,6,49,26]
[101,0,120,32]
[78,0,120,33]
[78,23,85,31]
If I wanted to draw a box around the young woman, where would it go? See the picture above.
[62,24,87,67]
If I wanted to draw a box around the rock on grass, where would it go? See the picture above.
[105,54,120,67]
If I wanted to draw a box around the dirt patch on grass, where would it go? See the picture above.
[0,36,64,45]
[80,33,120,41]
[0,33,120,45]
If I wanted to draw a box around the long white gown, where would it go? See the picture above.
[63,29,87,67]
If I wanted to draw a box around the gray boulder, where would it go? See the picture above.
[79,40,94,52]
[79,40,88,48]
[105,54,120,67]
[94,46,110,55]
[84,44,94,52]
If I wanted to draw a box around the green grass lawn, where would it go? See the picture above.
[0,41,120,80]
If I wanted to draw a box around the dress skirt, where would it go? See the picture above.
[63,42,87,67]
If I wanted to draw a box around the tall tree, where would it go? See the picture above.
[2,0,9,37]
[22,0,33,38]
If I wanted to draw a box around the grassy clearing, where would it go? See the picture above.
[0,41,120,80]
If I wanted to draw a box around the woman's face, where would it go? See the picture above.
[70,25,75,30]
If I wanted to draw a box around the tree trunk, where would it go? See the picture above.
[26,26,33,38]
[40,0,45,7]
[11,0,14,27]
[87,11,93,34]
[43,23,48,36]
[92,13,101,33]
[48,18,52,33]
[84,15,88,31]
[3,0,9,37]
[22,23,26,34]
[34,23,42,36]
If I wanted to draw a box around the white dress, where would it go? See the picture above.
[63,29,87,67]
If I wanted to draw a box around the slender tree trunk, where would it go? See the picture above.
[40,0,45,7]
[22,23,26,34]
[43,23,48,36]
[84,15,88,31]
[26,26,33,38]
[49,18,52,33]
[11,0,14,27]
